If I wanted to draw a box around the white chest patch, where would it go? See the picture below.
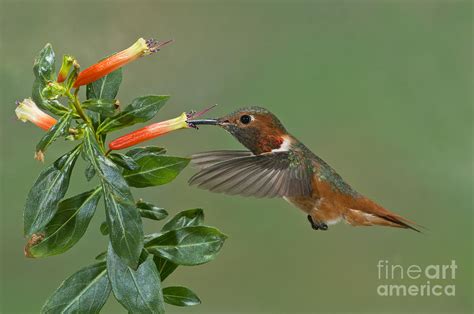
[325,217,343,225]
[271,136,292,152]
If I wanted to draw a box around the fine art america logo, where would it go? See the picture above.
[376,260,457,297]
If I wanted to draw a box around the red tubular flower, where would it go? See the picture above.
[73,38,172,88]
[108,105,217,151]
[109,112,189,150]
[15,98,57,130]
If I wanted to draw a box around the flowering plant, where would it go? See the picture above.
[17,38,227,313]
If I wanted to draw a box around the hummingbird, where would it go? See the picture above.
[187,106,419,232]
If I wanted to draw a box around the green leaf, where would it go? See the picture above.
[107,245,165,314]
[123,155,189,188]
[36,113,72,154]
[32,78,69,115]
[33,43,55,82]
[109,153,139,170]
[31,44,68,114]
[100,221,109,235]
[86,68,122,127]
[162,208,204,232]
[153,255,178,281]
[83,128,143,268]
[145,226,227,266]
[95,251,107,261]
[102,183,143,268]
[41,262,111,314]
[24,145,81,236]
[150,209,204,279]
[82,98,118,117]
[125,146,166,159]
[86,68,122,100]
[163,286,201,307]
[97,95,169,134]
[84,163,96,181]
[27,188,102,257]
[137,200,168,220]
[41,81,67,99]
[145,209,204,244]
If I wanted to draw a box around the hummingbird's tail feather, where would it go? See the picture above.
[346,197,422,232]
[377,213,421,232]
[345,208,421,232]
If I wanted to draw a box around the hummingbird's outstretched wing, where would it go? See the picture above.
[189,150,312,198]
[191,150,253,170]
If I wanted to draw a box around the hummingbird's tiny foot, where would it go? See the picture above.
[307,215,328,231]
[307,215,324,230]
[307,215,318,230]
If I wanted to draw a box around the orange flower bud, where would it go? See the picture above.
[15,98,57,130]
[57,55,75,83]
[73,38,172,88]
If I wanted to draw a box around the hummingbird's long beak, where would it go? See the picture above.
[187,118,220,126]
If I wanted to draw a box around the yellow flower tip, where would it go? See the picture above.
[125,38,147,58]
[144,112,189,135]
[57,55,75,83]
[15,98,57,130]
[15,98,38,122]
[127,38,173,59]
[175,112,191,129]
[167,112,189,130]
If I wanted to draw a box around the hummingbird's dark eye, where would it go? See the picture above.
[240,115,251,124]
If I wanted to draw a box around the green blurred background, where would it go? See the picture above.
[1,1,472,313]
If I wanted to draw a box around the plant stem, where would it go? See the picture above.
[66,90,91,126]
